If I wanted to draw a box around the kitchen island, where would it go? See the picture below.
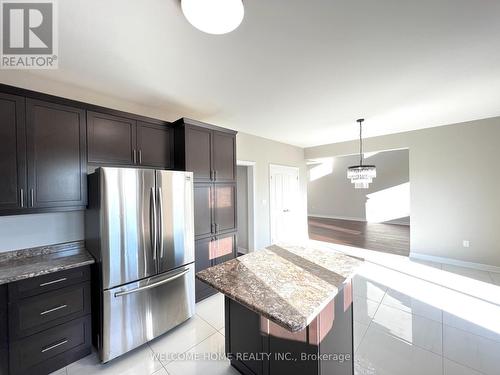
[196,244,363,375]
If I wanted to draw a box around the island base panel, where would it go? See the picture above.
[225,283,354,375]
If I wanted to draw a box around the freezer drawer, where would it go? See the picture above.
[101,263,195,362]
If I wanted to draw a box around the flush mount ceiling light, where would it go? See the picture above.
[181,0,244,35]
[347,119,377,189]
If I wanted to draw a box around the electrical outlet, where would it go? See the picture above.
[463,240,470,248]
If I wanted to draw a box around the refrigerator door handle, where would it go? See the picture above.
[158,187,164,259]
[113,268,190,298]
[150,187,157,260]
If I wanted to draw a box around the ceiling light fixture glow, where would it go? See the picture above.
[181,0,244,35]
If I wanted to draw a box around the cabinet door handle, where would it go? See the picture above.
[214,170,217,181]
[215,223,218,233]
[40,304,67,316]
[30,189,34,208]
[133,149,137,164]
[20,189,24,208]
[39,277,67,287]
[41,339,68,353]
[138,150,142,164]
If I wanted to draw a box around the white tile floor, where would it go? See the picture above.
[52,243,500,375]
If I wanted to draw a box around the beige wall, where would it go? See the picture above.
[236,166,249,251]
[0,77,310,253]
[0,212,84,252]
[237,132,308,250]
[308,149,410,224]
[0,73,177,122]
[305,117,500,267]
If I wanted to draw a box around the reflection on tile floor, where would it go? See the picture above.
[52,242,500,375]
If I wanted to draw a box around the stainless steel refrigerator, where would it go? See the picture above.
[85,167,195,362]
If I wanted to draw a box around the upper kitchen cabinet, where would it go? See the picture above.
[87,111,136,166]
[212,131,236,182]
[0,93,26,212]
[184,126,212,182]
[87,111,173,169]
[136,121,173,168]
[173,118,237,183]
[0,84,175,215]
[26,99,87,209]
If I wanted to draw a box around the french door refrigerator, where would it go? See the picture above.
[86,167,195,362]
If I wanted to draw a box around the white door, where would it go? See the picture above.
[269,164,300,244]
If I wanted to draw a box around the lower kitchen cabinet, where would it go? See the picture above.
[194,183,213,239]
[195,232,237,302]
[193,183,237,239]
[214,183,237,234]
[0,266,92,375]
[195,237,213,302]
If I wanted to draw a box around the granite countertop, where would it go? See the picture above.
[0,241,95,285]
[196,243,363,332]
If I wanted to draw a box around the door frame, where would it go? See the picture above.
[269,164,300,244]
[237,160,256,252]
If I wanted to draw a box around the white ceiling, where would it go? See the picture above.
[2,0,500,147]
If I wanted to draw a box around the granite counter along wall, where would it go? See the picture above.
[0,240,94,375]
[0,240,94,285]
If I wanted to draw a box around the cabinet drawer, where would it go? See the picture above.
[9,315,91,375]
[9,282,91,339]
[9,266,90,300]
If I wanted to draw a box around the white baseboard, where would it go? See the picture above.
[308,213,410,226]
[410,252,500,273]
[308,214,366,222]
[237,247,248,254]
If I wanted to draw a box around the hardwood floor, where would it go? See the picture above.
[308,216,410,257]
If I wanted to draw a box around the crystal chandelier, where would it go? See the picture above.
[347,119,376,189]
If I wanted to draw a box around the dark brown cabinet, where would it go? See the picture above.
[214,183,237,234]
[212,131,236,182]
[88,111,172,168]
[195,233,237,302]
[185,126,212,182]
[0,93,26,211]
[0,266,92,375]
[87,111,136,165]
[194,183,213,239]
[195,237,214,302]
[136,121,173,168]
[212,232,237,265]
[0,84,176,217]
[174,118,238,302]
[193,183,237,239]
[174,118,237,183]
[26,99,87,209]
[0,94,87,214]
